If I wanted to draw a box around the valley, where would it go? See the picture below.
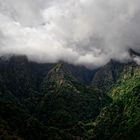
[0,55,139,140]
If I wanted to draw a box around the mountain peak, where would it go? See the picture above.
[129,48,140,57]
[52,62,65,73]
[42,63,77,93]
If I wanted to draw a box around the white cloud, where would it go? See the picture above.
[0,0,140,68]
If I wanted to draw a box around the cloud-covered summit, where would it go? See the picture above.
[0,0,140,68]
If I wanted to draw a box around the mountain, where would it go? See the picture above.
[0,55,140,140]
[129,48,140,57]
[38,62,109,129]
[83,62,140,140]
[91,60,125,92]
[0,56,109,140]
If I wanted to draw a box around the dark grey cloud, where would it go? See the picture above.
[0,0,140,68]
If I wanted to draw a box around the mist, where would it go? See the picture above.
[0,0,140,68]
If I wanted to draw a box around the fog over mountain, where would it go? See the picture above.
[0,0,140,67]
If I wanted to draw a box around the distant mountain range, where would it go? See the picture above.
[0,55,140,140]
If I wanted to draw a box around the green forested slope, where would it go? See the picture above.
[0,56,140,140]
[38,63,109,129]
[87,63,140,140]
[0,56,109,140]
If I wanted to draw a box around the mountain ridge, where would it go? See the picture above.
[0,55,140,140]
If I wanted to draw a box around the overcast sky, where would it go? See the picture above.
[0,0,140,68]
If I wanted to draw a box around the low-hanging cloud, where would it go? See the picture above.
[0,0,140,68]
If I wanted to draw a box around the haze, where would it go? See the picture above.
[0,0,140,68]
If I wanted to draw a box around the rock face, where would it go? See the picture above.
[91,60,125,92]
[0,55,140,140]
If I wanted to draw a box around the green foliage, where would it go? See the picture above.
[92,60,124,92]
[38,63,108,129]
[0,56,140,140]
[88,64,140,140]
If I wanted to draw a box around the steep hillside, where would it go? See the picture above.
[87,62,140,140]
[37,63,110,129]
[0,55,140,140]
[92,60,125,92]
[0,56,111,140]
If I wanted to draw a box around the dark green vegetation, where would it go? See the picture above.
[0,55,140,140]
[84,62,140,140]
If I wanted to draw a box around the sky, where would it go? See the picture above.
[0,0,140,68]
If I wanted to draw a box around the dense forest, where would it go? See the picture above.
[0,55,140,140]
